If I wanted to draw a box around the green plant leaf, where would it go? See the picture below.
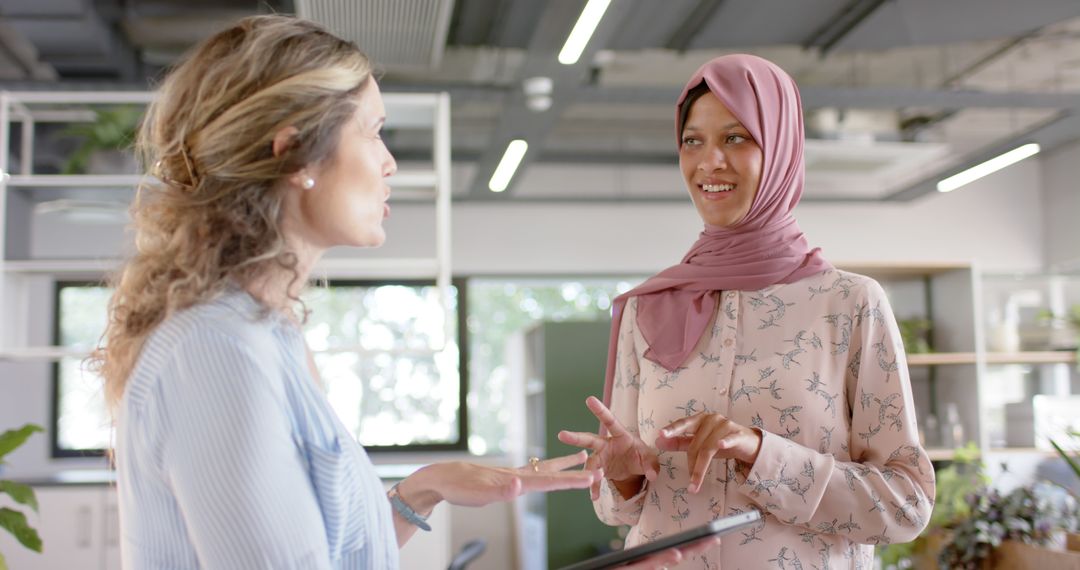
[0,425,43,462]
[0,481,37,513]
[1049,437,1080,481]
[0,549,7,570]
[0,508,42,553]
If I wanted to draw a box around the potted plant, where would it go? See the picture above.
[898,317,933,354]
[1050,429,1080,552]
[0,424,44,569]
[61,105,143,175]
[937,481,1080,569]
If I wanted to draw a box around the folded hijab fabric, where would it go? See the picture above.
[602,54,832,413]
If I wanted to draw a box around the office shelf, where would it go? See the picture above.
[905,351,1076,366]
[1,89,454,359]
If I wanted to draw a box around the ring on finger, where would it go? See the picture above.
[528,456,541,472]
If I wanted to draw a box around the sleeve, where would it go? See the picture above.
[735,280,936,545]
[159,328,333,570]
[593,300,649,527]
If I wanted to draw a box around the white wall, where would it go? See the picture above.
[1042,140,1080,272]
[382,157,1044,275]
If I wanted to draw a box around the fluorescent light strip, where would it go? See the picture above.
[488,139,529,192]
[558,0,612,65]
[937,143,1040,193]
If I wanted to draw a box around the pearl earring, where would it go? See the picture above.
[302,177,315,189]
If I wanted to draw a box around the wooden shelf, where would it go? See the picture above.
[924,447,1065,461]
[985,351,1076,364]
[905,351,1077,366]
[835,262,972,279]
[925,448,960,461]
[907,353,977,365]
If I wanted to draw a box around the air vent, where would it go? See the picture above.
[296,0,455,69]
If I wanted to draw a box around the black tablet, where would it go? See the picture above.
[558,509,762,570]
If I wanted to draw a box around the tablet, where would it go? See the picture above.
[558,509,762,570]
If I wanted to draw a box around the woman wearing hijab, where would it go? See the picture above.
[558,54,935,568]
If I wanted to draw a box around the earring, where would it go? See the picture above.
[302,177,315,189]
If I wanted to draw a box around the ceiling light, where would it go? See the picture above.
[558,0,611,65]
[488,140,529,193]
[936,143,1040,193]
[522,76,554,112]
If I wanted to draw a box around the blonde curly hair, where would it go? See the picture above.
[91,15,373,408]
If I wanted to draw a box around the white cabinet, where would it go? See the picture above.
[0,482,450,570]
[0,486,119,570]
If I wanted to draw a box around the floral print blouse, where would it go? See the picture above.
[593,269,935,569]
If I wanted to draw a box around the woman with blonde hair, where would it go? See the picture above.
[94,14,707,570]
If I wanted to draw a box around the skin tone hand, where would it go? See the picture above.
[558,396,660,501]
[655,412,763,494]
[392,451,596,547]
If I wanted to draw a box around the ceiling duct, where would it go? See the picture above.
[0,20,57,81]
[296,0,455,70]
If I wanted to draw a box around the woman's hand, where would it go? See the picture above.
[557,396,660,500]
[655,412,762,494]
[397,451,596,514]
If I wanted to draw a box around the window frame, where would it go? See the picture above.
[51,279,107,458]
[50,278,470,457]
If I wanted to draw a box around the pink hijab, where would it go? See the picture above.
[602,54,832,412]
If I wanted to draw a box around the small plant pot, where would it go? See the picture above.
[915,529,951,568]
[985,540,1080,570]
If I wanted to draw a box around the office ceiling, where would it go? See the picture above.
[2,0,1080,202]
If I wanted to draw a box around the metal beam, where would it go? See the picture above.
[392,148,676,165]
[452,193,880,204]
[8,78,1078,112]
[467,0,638,197]
[576,85,1080,109]
[802,0,888,56]
[886,110,1080,202]
[664,0,724,52]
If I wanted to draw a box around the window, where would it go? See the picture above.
[53,283,112,456]
[52,280,465,455]
[303,281,465,451]
[465,277,643,456]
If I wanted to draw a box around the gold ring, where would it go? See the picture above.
[528,456,541,472]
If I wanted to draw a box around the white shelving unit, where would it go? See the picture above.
[838,262,1080,462]
[0,89,454,361]
[838,262,988,462]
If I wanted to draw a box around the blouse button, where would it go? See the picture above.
[723,338,734,347]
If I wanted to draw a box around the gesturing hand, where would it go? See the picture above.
[655,412,762,494]
[398,451,596,514]
[558,396,660,500]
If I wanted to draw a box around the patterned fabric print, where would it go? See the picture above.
[593,270,935,569]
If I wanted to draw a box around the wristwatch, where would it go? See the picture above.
[388,483,432,531]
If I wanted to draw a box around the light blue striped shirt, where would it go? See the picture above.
[115,288,398,569]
